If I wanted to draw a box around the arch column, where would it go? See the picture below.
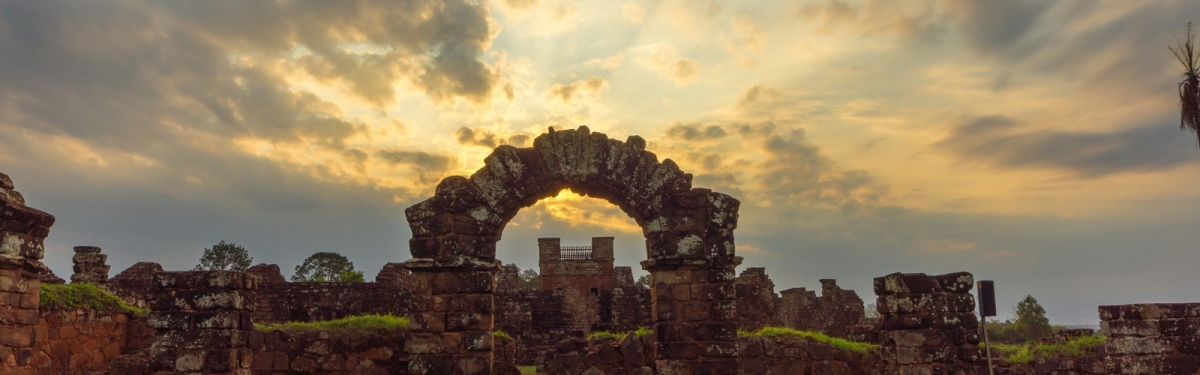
[404,258,500,375]
[646,257,742,375]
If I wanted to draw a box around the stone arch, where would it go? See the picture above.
[403,126,742,375]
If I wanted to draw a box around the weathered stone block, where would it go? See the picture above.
[430,271,495,295]
[657,342,700,359]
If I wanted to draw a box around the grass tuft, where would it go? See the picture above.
[586,330,626,341]
[255,314,409,335]
[518,365,537,375]
[983,334,1106,365]
[493,330,512,340]
[634,326,653,336]
[738,326,878,356]
[39,283,149,317]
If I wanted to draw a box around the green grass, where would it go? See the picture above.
[255,314,409,335]
[586,327,653,341]
[982,334,1106,365]
[39,283,149,317]
[634,326,653,336]
[586,327,654,342]
[518,365,537,375]
[738,326,878,356]
[493,330,512,340]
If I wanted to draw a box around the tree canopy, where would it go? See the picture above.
[1013,294,1053,341]
[517,268,540,291]
[194,240,252,271]
[292,252,360,282]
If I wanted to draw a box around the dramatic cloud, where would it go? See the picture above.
[454,127,533,148]
[934,116,1197,177]
[665,123,727,142]
[546,76,609,103]
[635,43,703,86]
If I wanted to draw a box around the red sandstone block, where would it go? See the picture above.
[708,300,736,321]
[0,324,34,346]
[694,322,737,341]
[445,312,492,332]
[429,272,495,295]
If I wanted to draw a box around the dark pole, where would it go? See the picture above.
[977,280,997,375]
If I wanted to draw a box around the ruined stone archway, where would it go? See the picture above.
[403,126,741,375]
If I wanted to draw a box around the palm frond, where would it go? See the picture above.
[1170,22,1200,146]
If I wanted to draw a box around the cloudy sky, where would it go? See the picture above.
[3,0,1199,325]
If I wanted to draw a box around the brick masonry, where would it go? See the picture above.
[1100,303,1200,374]
[0,172,55,375]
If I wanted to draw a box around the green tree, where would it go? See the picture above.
[194,241,252,271]
[634,274,650,289]
[292,252,358,282]
[1013,295,1052,341]
[1172,22,1200,146]
[517,268,540,291]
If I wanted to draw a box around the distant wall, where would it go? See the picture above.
[247,263,412,324]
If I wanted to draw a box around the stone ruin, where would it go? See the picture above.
[4,128,1200,374]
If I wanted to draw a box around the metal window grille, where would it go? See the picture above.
[559,245,593,260]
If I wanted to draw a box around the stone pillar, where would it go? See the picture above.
[404,260,498,375]
[646,262,740,375]
[0,172,55,375]
[874,271,980,374]
[70,246,109,285]
[591,236,614,260]
[1100,303,1200,374]
[146,271,257,375]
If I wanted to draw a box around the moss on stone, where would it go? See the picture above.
[255,314,410,335]
[738,326,879,356]
[39,283,149,317]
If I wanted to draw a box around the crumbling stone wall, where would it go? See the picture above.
[542,334,656,375]
[70,246,110,285]
[147,270,257,374]
[29,309,153,375]
[108,262,164,308]
[403,126,742,374]
[1100,303,1200,374]
[778,279,866,338]
[874,271,982,374]
[0,172,56,374]
[246,263,412,324]
[735,267,780,331]
[606,266,651,333]
[737,335,878,374]
[539,237,615,332]
[247,328,411,374]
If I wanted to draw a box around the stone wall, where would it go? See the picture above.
[147,270,258,374]
[873,271,982,374]
[108,262,164,308]
[778,279,866,338]
[0,172,55,374]
[29,309,153,374]
[737,335,878,375]
[541,334,656,375]
[246,263,412,324]
[734,267,779,331]
[1100,303,1200,374]
[248,328,411,374]
[605,266,651,333]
